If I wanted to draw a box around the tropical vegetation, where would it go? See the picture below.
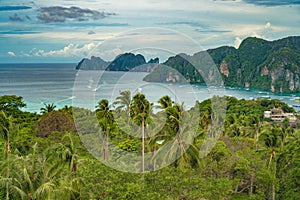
[0,94,299,199]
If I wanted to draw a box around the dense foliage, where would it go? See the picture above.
[0,94,299,199]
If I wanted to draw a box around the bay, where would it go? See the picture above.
[1,63,300,113]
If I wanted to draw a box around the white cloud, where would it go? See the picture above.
[234,37,242,48]
[97,48,123,61]
[227,22,286,44]
[29,43,97,57]
[265,22,271,29]
[7,51,16,56]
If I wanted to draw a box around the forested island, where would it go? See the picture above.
[77,36,300,93]
[76,53,159,72]
[144,36,300,94]
[0,94,299,199]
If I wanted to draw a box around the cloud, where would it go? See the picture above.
[37,6,116,23]
[157,21,207,28]
[88,31,96,35]
[9,14,23,22]
[195,28,231,33]
[7,51,15,56]
[27,43,97,57]
[230,22,284,38]
[0,31,41,34]
[0,6,31,11]
[234,37,242,48]
[243,0,300,6]
[53,22,129,27]
[265,22,271,29]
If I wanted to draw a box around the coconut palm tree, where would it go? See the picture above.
[3,143,57,200]
[0,111,18,200]
[157,95,173,109]
[44,133,85,199]
[96,99,114,161]
[46,132,79,173]
[60,105,73,115]
[61,133,79,173]
[153,106,200,169]
[0,111,17,158]
[153,98,201,169]
[259,123,281,200]
[130,93,151,172]
[40,103,56,114]
[113,90,131,114]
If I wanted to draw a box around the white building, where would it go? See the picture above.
[264,108,297,122]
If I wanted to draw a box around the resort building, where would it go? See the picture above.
[264,108,297,122]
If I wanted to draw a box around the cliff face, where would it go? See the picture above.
[144,36,300,93]
[76,53,159,72]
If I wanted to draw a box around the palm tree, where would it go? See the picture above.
[153,106,200,169]
[130,93,151,172]
[60,105,73,115]
[4,143,57,200]
[157,95,173,109]
[46,132,79,173]
[96,99,114,161]
[0,111,18,200]
[0,111,17,158]
[44,134,84,199]
[259,123,281,200]
[113,90,131,113]
[40,103,56,114]
[62,133,79,173]
[154,98,201,169]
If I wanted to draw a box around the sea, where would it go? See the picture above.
[1,63,300,113]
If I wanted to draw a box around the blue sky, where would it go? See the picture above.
[0,0,299,63]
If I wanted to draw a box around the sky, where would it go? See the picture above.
[0,0,299,63]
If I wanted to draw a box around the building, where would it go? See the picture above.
[264,108,297,122]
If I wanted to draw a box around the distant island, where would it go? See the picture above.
[76,52,159,72]
[76,36,300,93]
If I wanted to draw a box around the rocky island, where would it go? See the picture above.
[76,52,159,72]
[76,36,300,93]
[143,36,300,93]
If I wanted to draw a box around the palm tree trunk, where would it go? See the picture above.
[72,161,77,173]
[142,114,145,173]
[6,160,9,200]
[272,183,275,200]
[269,149,276,200]
[105,134,109,161]
[249,174,254,196]
[153,146,156,171]
[103,134,108,161]
[268,149,275,169]
[6,140,10,200]
[255,129,259,151]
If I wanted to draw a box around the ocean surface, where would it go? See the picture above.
[1,63,300,113]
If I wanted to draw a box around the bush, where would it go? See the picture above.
[34,111,76,137]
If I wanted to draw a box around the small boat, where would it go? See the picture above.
[260,95,271,99]
[292,104,300,107]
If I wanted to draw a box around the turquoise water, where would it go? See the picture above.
[1,63,300,113]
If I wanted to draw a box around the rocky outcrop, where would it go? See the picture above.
[219,60,229,77]
[261,66,269,76]
[75,56,109,70]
